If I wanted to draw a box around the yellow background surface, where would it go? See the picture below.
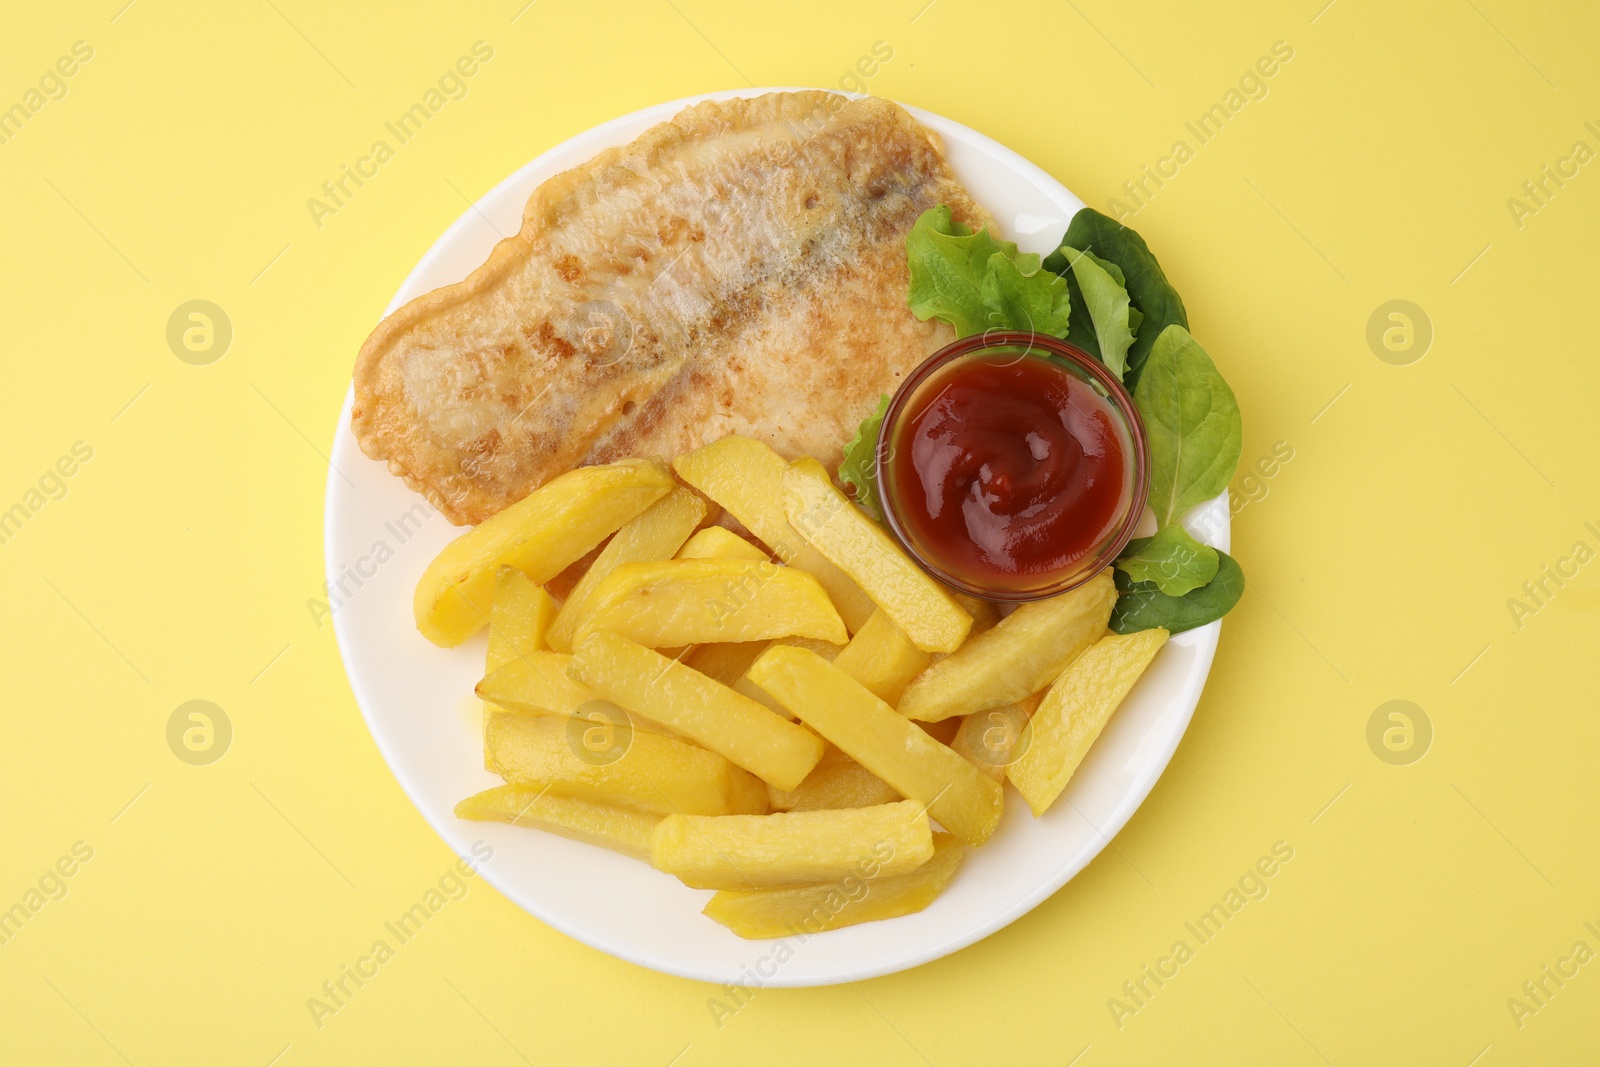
[3,0,1597,1063]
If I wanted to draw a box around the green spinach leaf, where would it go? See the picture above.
[1116,523,1219,597]
[1136,325,1242,528]
[1056,246,1137,381]
[1045,208,1188,387]
[1111,550,1244,634]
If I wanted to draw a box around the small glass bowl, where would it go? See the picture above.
[875,331,1149,602]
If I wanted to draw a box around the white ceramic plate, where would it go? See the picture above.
[326,88,1228,987]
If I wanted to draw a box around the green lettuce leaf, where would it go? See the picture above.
[1057,246,1137,381]
[978,251,1072,338]
[1116,523,1220,597]
[837,394,891,521]
[1045,208,1188,388]
[1111,550,1244,634]
[1135,325,1243,528]
[906,206,1070,338]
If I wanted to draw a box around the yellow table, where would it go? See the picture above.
[3,1,1596,1062]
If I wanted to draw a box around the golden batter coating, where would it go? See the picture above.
[352,91,988,525]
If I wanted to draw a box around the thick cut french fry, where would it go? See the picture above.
[545,487,708,652]
[747,646,1004,846]
[950,693,1043,782]
[475,654,673,736]
[673,436,875,631]
[574,558,848,648]
[767,746,901,812]
[684,640,771,687]
[414,458,673,646]
[1009,628,1168,816]
[454,784,659,861]
[484,712,767,816]
[951,592,1001,635]
[728,635,841,721]
[783,457,971,653]
[831,610,931,706]
[485,566,559,672]
[730,676,791,719]
[651,801,933,890]
[477,652,602,715]
[676,526,769,562]
[545,542,604,602]
[703,833,964,939]
[773,635,844,660]
[897,570,1116,722]
[683,640,791,719]
[570,631,824,790]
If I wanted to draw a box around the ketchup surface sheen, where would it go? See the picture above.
[888,354,1131,590]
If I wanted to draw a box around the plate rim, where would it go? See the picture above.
[326,85,1225,986]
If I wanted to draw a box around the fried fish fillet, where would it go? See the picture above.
[352,91,988,525]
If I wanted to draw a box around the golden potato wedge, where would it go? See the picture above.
[1009,628,1168,816]
[414,458,674,646]
[484,711,766,816]
[545,487,708,652]
[783,457,972,653]
[949,693,1043,782]
[676,526,769,563]
[952,592,1001,635]
[897,570,1116,722]
[725,674,786,720]
[673,436,874,631]
[545,542,604,602]
[454,784,659,861]
[683,640,790,719]
[728,636,844,720]
[747,646,1004,846]
[683,640,771,687]
[651,801,933,890]
[773,635,845,660]
[477,652,602,715]
[703,833,964,940]
[831,610,931,706]
[485,566,559,672]
[766,746,901,812]
[569,631,824,790]
[475,654,674,737]
[573,558,848,648]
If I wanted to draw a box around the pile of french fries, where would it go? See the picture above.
[416,435,1168,939]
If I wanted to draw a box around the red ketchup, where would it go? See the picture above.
[885,353,1133,595]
